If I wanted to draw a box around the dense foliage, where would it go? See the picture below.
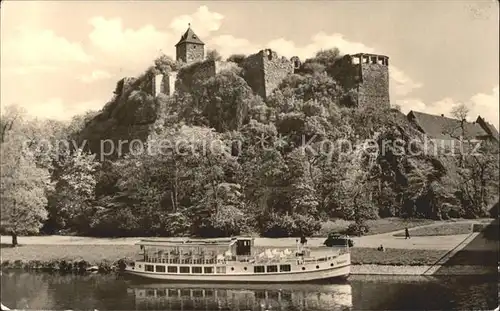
[1,49,498,243]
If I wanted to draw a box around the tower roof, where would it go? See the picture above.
[175,25,204,46]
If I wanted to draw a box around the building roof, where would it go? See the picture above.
[476,116,499,141]
[407,111,490,140]
[175,25,204,46]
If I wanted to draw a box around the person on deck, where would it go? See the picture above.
[300,235,308,245]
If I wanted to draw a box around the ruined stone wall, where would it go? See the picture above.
[214,61,238,74]
[176,60,238,93]
[357,62,390,109]
[263,50,294,99]
[152,72,178,97]
[164,72,177,96]
[242,49,294,100]
[176,43,204,63]
[152,74,163,97]
[242,53,265,99]
[331,54,390,109]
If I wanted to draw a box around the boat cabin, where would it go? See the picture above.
[136,237,256,265]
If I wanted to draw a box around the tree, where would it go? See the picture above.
[47,149,100,233]
[181,71,260,132]
[227,54,246,66]
[444,103,499,217]
[154,54,182,74]
[298,48,341,76]
[1,152,50,246]
[206,49,222,61]
[0,106,51,246]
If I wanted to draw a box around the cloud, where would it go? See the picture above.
[169,6,224,38]
[266,32,374,59]
[88,16,171,70]
[209,35,259,57]
[79,70,113,83]
[18,98,104,121]
[469,86,499,128]
[86,6,225,76]
[1,27,92,74]
[2,65,58,76]
[389,66,423,97]
[397,86,499,129]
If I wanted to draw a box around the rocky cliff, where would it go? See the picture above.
[78,74,165,159]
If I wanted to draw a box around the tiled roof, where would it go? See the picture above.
[476,116,499,141]
[408,111,490,140]
[175,26,204,46]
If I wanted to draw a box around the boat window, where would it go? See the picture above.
[180,289,191,296]
[266,265,278,273]
[167,266,178,273]
[255,291,266,299]
[282,291,292,300]
[146,289,155,297]
[145,264,154,272]
[279,264,291,272]
[204,267,214,274]
[192,266,202,273]
[155,265,166,273]
[268,291,279,300]
[179,266,190,273]
[216,266,226,274]
[193,290,203,297]
[205,290,214,297]
[157,289,166,297]
[168,289,178,297]
[254,266,265,273]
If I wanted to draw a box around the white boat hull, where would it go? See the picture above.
[125,253,350,283]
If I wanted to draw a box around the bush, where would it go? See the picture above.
[227,54,246,66]
[345,222,370,236]
[164,212,191,236]
[259,213,322,237]
[293,214,322,236]
[193,206,247,238]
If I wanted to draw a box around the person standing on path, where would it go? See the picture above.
[405,227,411,239]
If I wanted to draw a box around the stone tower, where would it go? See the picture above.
[175,24,205,64]
[242,49,294,100]
[351,53,390,109]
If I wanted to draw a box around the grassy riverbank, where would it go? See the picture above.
[393,223,472,237]
[0,244,449,271]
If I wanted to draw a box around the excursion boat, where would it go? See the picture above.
[124,236,351,282]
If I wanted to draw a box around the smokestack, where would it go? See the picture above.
[441,114,444,117]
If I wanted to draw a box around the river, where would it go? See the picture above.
[1,271,498,310]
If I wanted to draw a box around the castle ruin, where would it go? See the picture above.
[82,25,499,160]
[242,49,295,100]
[331,53,390,109]
[149,26,298,101]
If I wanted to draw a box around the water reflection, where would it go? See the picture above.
[128,282,352,311]
[1,271,498,310]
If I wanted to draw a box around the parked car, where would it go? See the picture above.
[323,233,354,247]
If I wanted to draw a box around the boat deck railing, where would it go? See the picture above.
[137,246,349,265]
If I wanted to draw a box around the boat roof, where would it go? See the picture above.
[136,236,254,247]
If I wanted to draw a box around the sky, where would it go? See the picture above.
[1,1,498,128]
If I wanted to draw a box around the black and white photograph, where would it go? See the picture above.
[0,1,498,310]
